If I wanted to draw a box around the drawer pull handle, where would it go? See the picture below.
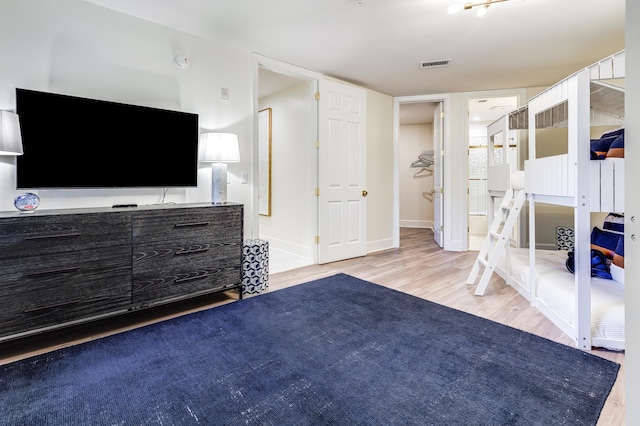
[25,233,81,241]
[25,266,81,277]
[174,222,210,228]
[175,272,210,284]
[175,246,210,255]
[23,299,81,313]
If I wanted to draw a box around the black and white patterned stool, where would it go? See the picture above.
[242,239,269,294]
[556,226,574,251]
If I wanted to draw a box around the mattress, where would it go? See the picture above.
[501,248,625,348]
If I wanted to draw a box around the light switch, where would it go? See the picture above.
[241,172,248,184]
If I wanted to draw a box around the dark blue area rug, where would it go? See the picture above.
[0,273,619,425]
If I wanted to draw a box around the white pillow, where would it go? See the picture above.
[610,263,624,285]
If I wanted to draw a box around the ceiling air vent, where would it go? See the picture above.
[420,59,451,69]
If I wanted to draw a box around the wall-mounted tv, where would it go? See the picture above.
[15,88,199,189]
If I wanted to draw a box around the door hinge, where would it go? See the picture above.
[315,236,320,244]
[440,111,444,119]
[315,140,320,148]
[315,92,320,100]
[315,188,320,196]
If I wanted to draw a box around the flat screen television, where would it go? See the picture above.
[15,88,199,189]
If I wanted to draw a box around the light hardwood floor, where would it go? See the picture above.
[0,228,624,425]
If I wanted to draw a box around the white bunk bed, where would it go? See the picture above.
[487,50,625,351]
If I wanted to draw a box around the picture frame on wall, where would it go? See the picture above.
[258,108,272,216]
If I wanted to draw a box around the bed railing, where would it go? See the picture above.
[524,155,624,212]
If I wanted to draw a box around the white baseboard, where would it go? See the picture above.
[399,220,433,229]
[258,235,312,260]
[367,237,395,254]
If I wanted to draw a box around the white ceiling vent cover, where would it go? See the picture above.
[420,59,451,69]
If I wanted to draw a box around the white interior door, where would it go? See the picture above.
[433,102,444,247]
[317,79,367,264]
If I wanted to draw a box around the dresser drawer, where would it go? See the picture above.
[132,237,242,304]
[0,212,131,259]
[0,247,131,337]
[132,205,242,244]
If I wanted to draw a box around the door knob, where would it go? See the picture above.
[362,190,368,197]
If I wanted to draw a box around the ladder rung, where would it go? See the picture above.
[479,258,489,267]
[489,231,500,239]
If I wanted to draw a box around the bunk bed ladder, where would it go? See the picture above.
[467,189,526,296]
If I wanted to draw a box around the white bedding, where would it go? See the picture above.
[501,248,625,349]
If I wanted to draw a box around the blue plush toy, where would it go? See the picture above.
[565,249,612,279]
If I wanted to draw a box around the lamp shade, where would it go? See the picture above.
[0,111,23,156]
[199,132,240,163]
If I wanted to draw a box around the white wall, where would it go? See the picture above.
[0,2,397,253]
[399,124,434,228]
[258,81,316,259]
[0,0,254,231]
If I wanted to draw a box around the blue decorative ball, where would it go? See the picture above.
[14,193,40,212]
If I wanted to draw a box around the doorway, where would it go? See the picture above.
[256,65,316,273]
[394,94,450,249]
[466,95,520,251]
[255,58,368,272]
[398,102,438,234]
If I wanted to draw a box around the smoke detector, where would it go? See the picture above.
[174,54,190,69]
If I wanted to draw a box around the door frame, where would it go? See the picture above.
[252,54,321,260]
[393,94,452,249]
[463,88,528,249]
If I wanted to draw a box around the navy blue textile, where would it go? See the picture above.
[0,274,620,425]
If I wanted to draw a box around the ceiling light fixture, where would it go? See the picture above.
[447,0,510,17]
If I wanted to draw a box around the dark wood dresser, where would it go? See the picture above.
[0,203,243,341]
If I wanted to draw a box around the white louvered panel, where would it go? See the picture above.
[590,62,600,80]
[612,51,625,78]
[590,161,602,210]
[613,158,625,212]
[545,157,557,196]
[565,155,575,198]
[559,78,569,107]
[599,57,614,80]
[589,159,625,212]
[588,51,625,80]
[599,160,615,212]
[526,155,572,197]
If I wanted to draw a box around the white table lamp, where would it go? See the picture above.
[0,111,24,156]
[199,132,240,204]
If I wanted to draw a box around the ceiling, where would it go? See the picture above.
[83,0,625,122]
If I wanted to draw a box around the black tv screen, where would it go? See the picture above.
[15,88,199,189]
